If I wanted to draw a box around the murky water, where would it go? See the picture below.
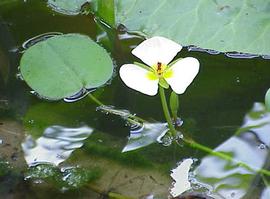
[1,1,270,199]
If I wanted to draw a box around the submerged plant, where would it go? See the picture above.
[120,36,200,137]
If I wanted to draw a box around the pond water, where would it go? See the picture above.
[0,1,270,199]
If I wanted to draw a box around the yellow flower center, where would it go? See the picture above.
[146,62,173,80]
[155,62,166,76]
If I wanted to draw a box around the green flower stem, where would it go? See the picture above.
[87,93,145,124]
[158,86,177,137]
[183,137,270,176]
[88,93,103,106]
[88,92,270,176]
[95,0,115,28]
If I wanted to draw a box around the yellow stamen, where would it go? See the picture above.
[146,62,174,81]
[152,62,167,77]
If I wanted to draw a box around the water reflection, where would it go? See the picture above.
[96,105,170,152]
[64,88,96,102]
[187,46,220,55]
[96,105,131,118]
[225,52,259,59]
[194,103,270,199]
[22,32,63,50]
[261,187,270,199]
[122,122,168,152]
[22,125,93,166]
[187,45,266,59]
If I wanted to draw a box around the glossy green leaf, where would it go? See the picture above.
[92,0,115,27]
[116,0,270,55]
[265,88,270,111]
[20,34,113,100]
[47,0,91,15]
[169,91,179,120]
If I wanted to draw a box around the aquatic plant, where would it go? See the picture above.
[120,36,199,96]
[120,36,199,137]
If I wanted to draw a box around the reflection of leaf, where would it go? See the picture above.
[261,187,270,199]
[122,122,168,152]
[170,159,193,197]
[116,0,270,55]
[23,99,96,138]
[20,34,113,100]
[22,125,93,166]
[194,103,270,198]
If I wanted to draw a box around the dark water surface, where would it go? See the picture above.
[0,1,270,199]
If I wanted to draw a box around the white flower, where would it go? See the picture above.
[119,36,200,96]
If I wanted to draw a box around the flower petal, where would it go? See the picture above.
[165,57,199,94]
[132,36,182,66]
[120,64,159,96]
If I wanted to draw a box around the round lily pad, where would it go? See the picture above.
[20,33,113,100]
[47,0,91,15]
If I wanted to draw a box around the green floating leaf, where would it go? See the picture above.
[265,88,270,111]
[20,33,113,100]
[116,0,270,55]
[47,0,91,15]
[169,91,179,120]
[93,0,115,27]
